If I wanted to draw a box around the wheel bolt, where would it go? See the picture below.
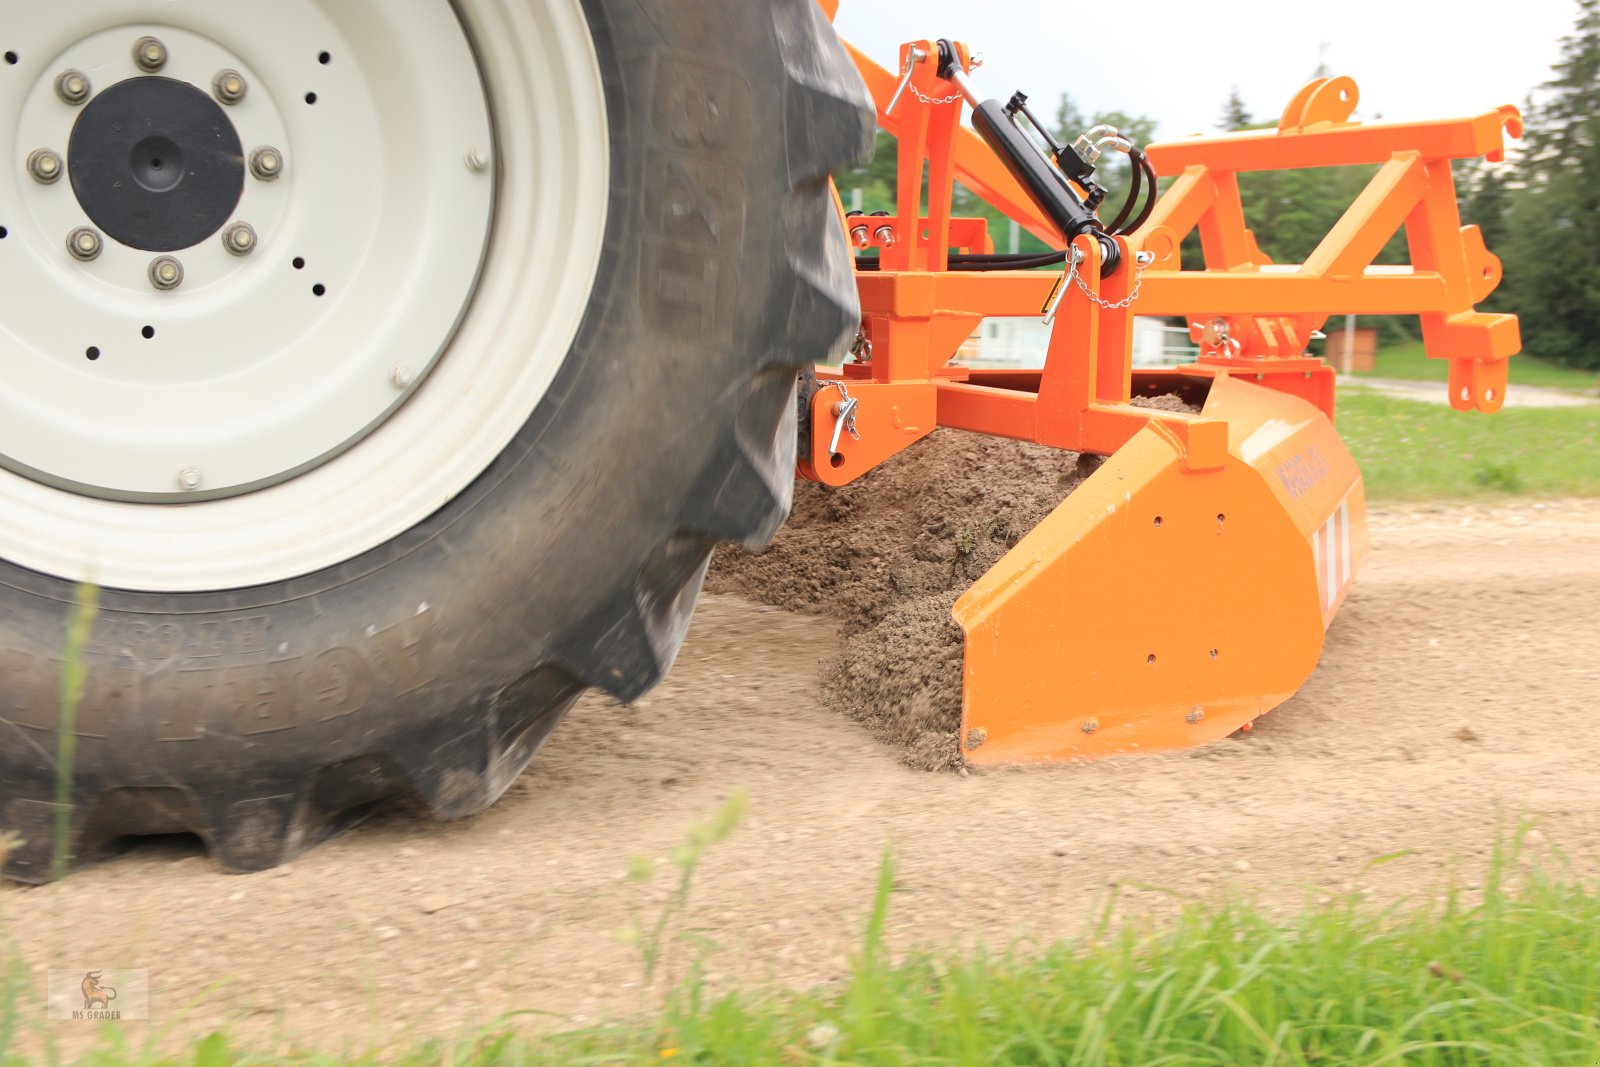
[55,69,91,105]
[465,147,490,172]
[176,467,203,491]
[26,148,63,185]
[221,221,257,256]
[66,227,103,262]
[212,69,247,105]
[133,36,168,72]
[249,146,283,181]
[148,256,184,290]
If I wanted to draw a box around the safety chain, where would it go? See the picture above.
[1069,249,1154,310]
[887,48,965,113]
[1043,249,1155,324]
[909,83,963,106]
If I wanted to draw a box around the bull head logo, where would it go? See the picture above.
[80,971,116,1010]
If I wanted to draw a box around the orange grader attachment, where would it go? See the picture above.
[953,369,1366,763]
[809,19,1519,764]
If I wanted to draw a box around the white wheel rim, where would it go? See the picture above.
[0,0,608,590]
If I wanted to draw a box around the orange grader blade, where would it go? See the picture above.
[952,374,1368,765]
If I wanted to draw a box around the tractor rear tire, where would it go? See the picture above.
[0,0,872,882]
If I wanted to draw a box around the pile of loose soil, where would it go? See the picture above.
[707,428,1091,770]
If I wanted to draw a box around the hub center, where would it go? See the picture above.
[130,135,184,192]
[67,76,244,252]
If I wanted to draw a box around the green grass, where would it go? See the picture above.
[1337,390,1600,500]
[1353,341,1598,393]
[9,843,1600,1065]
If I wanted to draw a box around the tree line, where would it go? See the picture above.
[1469,0,1599,370]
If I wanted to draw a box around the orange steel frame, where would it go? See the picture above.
[800,27,1523,488]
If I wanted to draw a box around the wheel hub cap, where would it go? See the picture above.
[0,0,608,591]
[0,7,494,501]
[69,76,245,252]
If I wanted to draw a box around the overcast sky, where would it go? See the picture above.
[834,0,1577,141]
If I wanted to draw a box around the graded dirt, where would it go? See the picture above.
[6,496,1600,1060]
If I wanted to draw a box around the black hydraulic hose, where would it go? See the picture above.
[854,249,1068,272]
[948,253,1063,271]
[1121,148,1159,236]
[943,250,1068,266]
[1105,148,1144,236]
[1102,147,1159,237]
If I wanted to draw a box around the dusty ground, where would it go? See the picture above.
[5,496,1600,1058]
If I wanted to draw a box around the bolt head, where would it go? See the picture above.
[1200,317,1230,347]
[1186,706,1205,725]
[133,36,168,72]
[1081,718,1099,734]
[27,148,63,185]
[391,364,417,389]
[464,147,490,172]
[221,221,257,256]
[249,146,283,181]
[148,256,184,291]
[176,467,203,491]
[66,227,103,262]
[965,727,987,750]
[212,69,247,105]
[55,69,91,105]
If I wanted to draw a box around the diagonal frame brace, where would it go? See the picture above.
[1301,152,1427,280]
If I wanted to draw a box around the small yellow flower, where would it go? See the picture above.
[660,1047,680,1059]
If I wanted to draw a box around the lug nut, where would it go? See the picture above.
[26,148,63,185]
[55,69,91,105]
[176,467,203,491]
[249,146,283,181]
[133,36,168,72]
[66,227,103,262]
[148,256,184,291]
[464,147,490,172]
[212,69,247,105]
[221,221,257,256]
[391,364,417,388]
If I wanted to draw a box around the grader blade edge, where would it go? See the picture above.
[953,372,1367,764]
